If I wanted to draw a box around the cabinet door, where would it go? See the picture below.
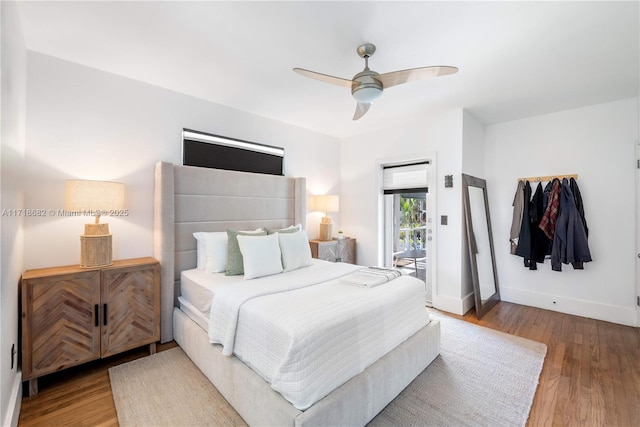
[339,239,356,264]
[317,241,338,262]
[22,271,101,380]
[100,263,160,357]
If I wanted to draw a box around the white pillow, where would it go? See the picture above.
[204,232,229,273]
[237,233,283,280]
[194,228,262,273]
[192,232,208,269]
[278,230,313,272]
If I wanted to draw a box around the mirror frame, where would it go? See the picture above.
[462,173,500,319]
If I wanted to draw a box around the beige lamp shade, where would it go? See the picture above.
[313,195,339,241]
[65,180,125,213]
[312,195,339,214]
[65,179,125,268]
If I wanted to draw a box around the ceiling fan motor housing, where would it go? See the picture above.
[351,69,383,103]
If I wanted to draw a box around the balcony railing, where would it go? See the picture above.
[397,225,427,251]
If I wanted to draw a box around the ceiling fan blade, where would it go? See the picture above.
[293,68,352,88]
[353,102,371,121]
[379,66,458,89]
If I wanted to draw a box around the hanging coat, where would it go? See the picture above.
[509,180,525,255]
[515,181,532,266]
[539,178,561,240]
[515,182,548,269]
[551,179,592,271]
[570,177,588,237]
[528,182,549,269]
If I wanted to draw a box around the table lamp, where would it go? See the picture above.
[313,195,339,241]
[65,179,125,268]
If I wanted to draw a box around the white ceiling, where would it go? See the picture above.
[16,1,639,138]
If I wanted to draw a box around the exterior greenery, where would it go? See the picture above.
[398,195,426,250]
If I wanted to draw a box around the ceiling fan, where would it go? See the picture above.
[293,43,458,121]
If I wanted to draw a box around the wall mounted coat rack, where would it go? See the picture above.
[517,174,578,182]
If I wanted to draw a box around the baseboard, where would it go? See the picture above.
[2,371,22,427]
[461,292,475,315]
[500,286,638,326]
[433,294,465,315]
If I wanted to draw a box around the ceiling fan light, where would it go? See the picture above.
[352,86,383,103]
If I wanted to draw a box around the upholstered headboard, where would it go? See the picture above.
[154,162,306,342]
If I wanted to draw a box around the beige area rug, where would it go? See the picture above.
[109,314,546,427]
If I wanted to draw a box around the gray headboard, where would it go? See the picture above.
[154,162,306,342]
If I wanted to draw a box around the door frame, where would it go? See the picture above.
[376,152,437,303]
[636,140,640,327]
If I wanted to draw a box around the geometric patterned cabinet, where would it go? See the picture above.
[309,238,356,264]
[21,257,160,396]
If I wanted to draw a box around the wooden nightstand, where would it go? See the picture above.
[21,257,160,396]
[309,238,356,264]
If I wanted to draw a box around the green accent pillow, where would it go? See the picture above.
[225,229,267,276]
[266,224,301,235]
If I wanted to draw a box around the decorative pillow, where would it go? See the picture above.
[204,232,228,273]
[266,223,301,235]
[237,233,283,280]
[192,232,208,269]
[226,229,267,276]
[278,230,313,272]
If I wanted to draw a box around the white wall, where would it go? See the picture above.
[1,2,26,426]
[485,98,639,326]
[340,109,467,313]
[460,111,487,311]
[23,52,341,270]
[462,111,485,178]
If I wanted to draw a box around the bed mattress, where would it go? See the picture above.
[180,267,243,316]
[180,260,430,410]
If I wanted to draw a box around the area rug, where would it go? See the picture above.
[109,314,546,427]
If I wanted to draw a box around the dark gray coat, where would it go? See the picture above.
[551,179,592,271]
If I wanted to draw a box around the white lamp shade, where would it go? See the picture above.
[313,195,339,213]
[65,180,125,211]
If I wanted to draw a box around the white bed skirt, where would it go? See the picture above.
[172,307,441,427]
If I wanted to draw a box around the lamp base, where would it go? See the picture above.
[319,223,332,241]
[80,223,113,268]
[84,223,109,236]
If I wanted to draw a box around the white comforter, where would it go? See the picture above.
[208,260,430,410]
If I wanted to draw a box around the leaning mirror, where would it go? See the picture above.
[462,174,500,319]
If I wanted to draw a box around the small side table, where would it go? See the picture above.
[309,238,356,264]
[394,249,426,276]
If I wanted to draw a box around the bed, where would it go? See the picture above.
[154,161,440,426]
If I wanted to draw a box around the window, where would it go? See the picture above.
[382,161,429,194]
[182,129,284,175]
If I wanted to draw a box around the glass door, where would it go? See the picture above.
[385,191,433,304]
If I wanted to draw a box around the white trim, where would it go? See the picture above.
[462,291,475,315]
[501,286,638,327]
[636,138,640,326]
[432,294,466,315]
[382,196,394,267]
[3,371,22,427]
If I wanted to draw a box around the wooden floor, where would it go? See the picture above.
[17,342,177,427]
[18,302,640,426]
[448,302,640,427]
